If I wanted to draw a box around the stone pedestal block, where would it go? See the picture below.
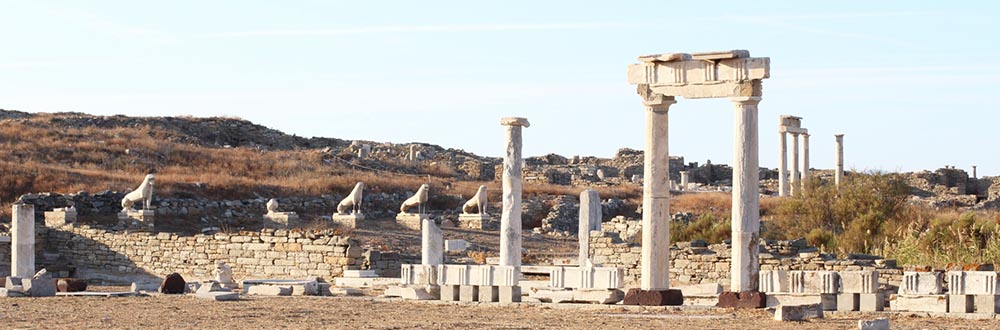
[974,295,1000,314]
[950,294,974,313]
[440,285,460,301]
[479,285,499,302]
[459,285,479,302]
[499,285,521,303]
[396,213,427,231]
[623,288,684,306]
[119,209,156,231]
[836,293,859,312]
[891,294,948,313]
[331,213,365,228]
[263,212,299,228]
[44,210,77,227]
[901,271,943,295]
[860,293,885,311]
[839,270,878,294]
[458,213,495,230]
[717,291,765,309]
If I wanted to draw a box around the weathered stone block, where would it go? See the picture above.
[891,294,948,313]
[949,294,973,313]
[440,285,460,301]
[621,288,683,306]
[498,285,521,303]
[773,303,823,321]
[790,271,838,294]
[858,318,889,330]
[859,293,885,311]
[478,285,499,302]
[839,270,878,294]
[974,294,1000,314]
[459,285,479,302]
[837,293,859,312]
[901,271,943,295]
[759,270,787,293]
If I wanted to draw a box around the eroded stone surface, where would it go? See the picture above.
[623,288,684,306]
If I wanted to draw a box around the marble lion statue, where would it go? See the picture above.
[121,174,155,211]
[337,182,365,215]
[400,183,430,214]
[266,198,279,214]
[462,185,488,214]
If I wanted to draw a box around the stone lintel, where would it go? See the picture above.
[779,126,808,134]
[627,57,769,88]
[691,50,750,60]
[500,117,530,127]
[779,115,802,128]
[646,80,762,99]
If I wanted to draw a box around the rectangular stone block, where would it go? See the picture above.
[459,285,479,302]
[789,271,838,294]
[836,293,859,312]
[440,285,459,302]
[759,270,787,293]
[22,277,56,297]
[839,270,878,294]
[974,294,1000,314]
[949,294,973,313]
[437,264,471,286]
[901,271,943,295]
[400,264,436,286]
[549,266,623,290]
[858,318,890,330]
[765,293,835,310]
[860,293,885,312]
[951,271,1000,295]
[773,303,822,321]
[331,214,364,228]
[498,285,521,303]
[478,285,499,302]
[891,294,948,313]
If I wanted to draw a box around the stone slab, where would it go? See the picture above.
[499,286,521,303]
[329,287,364,296]
[677,283,722,297]
[478,285,499,302]
[623,289,684,306]
[22,276,56,297]
[765,293,836,310]
[459,285,479,302]
[440,285,460,301]
[458,213,495,230]
[891,294,949,313]
[773,303,823,321]
[55,291,136,297]
[533,288,625,304]
[384,286,435,300]
[342,270,378,278]
[196,291,239,301]
[717,291,765,309]
[444,240,468,253]
[242,279,318,296]
[246,285,292,296]
[334,277,399,289]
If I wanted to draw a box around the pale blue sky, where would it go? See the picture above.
[1,1,998,175]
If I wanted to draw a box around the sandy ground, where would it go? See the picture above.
[2,293,999,330]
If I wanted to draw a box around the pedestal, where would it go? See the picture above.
[458,213,495,230]
[263,212,299,228]
[717,291,766,309]
[118,209,155,231]
[44,210,77,227]
[623,288,684,306]
[332,213,365,228]
[396,213,428,231]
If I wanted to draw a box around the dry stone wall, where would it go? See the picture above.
[46,226,363,280]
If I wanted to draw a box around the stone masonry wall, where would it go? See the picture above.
[590,217,904,290]
[46,226,364,280]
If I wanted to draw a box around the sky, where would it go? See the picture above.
[1,1,998,175]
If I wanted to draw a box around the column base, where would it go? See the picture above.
[622,288,684,306]
[717,291,766,309]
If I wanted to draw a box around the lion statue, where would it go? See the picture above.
[462,185,488,214]
[121,174,155,211]
[337,182,365,215]
[400,183,430,214]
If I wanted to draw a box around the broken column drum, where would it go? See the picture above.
[625,50,770,306]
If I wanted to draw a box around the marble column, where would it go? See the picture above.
[778,131,788,196]
[499,117,529,268]
[679,171,689,192]
[973,166,978,179]
[730,97,761,292]
[578,189,601,266]
[790,133,800,196]
[640,95,675,291]
[421,218,443,265]
[801,133,810,190]
[835,134,844,187]
[12,203,35,278]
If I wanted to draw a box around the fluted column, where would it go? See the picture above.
[640,94,675,291]
[801,133,810,190]
[500,117,529,268]
[730,96,761,292]
[778,131,788,196]
[790,132,800,196]
[835,134,844,187]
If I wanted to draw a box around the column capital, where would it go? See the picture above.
[835,134,844,138]
[730,96,762,107]
[638,84,676,111]
[500,117,530,127]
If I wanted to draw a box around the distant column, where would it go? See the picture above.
[578,189,602,266]
[835,134,845,187]
[973,165,978,179]
[640,95,675,291]
[730,96,762,293]
[679,171,689,192]
[499,117,530,268]
[778,131,788,196]
[12,203,35,278]
[790,133,800,196]
[801,133,810,191]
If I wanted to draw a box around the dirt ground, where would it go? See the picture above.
[1,294,998,330]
